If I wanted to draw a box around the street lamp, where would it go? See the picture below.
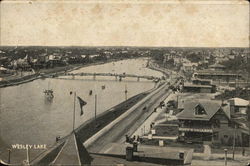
[224,148,228,166]
[7,148,11,164]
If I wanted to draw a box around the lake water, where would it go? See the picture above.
[0,58,163,162]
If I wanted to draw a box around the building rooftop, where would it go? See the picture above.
[0,66,8,71]
[209,63,225,68]
[182,63,193,67]
[177,99,230,121]
[191,78,212,82]
[228,98,249,107]
[31,132,92,165]
[53,132,92,165]
[94,143,193,165]
[91,153,161,166]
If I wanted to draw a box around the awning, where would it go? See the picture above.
[179,127,213,133]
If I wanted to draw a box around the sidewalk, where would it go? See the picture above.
[86,80,179,153]
[203,145,211,160]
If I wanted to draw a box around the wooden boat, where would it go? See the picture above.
[44,89,54,99]
[44,82,54,99]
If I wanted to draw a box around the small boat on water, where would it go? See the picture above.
[44,82,54,99]
[44,89,54,99]
[89,90,93,95]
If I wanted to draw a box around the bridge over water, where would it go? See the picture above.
[50,72,162,82]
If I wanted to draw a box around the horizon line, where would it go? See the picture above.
[0,45,248,49]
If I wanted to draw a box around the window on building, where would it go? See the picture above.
[224,135,228,138]
[194,104,207,115]
[235,107,240,113]
[213,132,219,140]
[213,119,220,128]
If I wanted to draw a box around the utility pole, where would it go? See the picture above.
[224,148,228,166]
[7,149,11,164]
[177,95,179,105]
[232,124,237,160]
[26,147,30,165]
[125,84,128,101]
[95,94,97,127]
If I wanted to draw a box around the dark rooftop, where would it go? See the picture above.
[177,99,230,121]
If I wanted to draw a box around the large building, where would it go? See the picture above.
[193,70,242,82]
[176,100,249,146]
[182,83,216,93]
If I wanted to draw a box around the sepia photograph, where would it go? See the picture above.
[0,0,249,165]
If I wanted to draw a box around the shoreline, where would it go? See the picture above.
[0,58,131,88]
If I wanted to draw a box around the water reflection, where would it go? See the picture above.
[44,97,53,107]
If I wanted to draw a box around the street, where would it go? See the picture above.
[86,79,179,153]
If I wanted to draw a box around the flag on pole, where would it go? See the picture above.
[77,96,87,116]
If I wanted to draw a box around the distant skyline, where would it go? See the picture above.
[0,0,249,47]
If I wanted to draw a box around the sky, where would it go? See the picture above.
[0,0,249,47]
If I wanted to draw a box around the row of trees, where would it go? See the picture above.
[221,55,250,74]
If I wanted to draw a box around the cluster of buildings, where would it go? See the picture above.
[143,51,249,150]
[147,77,250,149]
[145,83,250,149]
[157,48,249,83]
[8,53,92,71]
[0,47,152,74]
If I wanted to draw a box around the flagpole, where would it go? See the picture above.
[73,92,76,132]
[95,94,97,126]
[26,147,30,165]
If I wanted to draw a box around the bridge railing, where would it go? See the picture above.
[56,72,161,80]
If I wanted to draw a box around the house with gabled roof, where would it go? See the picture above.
[176,99,249,146]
